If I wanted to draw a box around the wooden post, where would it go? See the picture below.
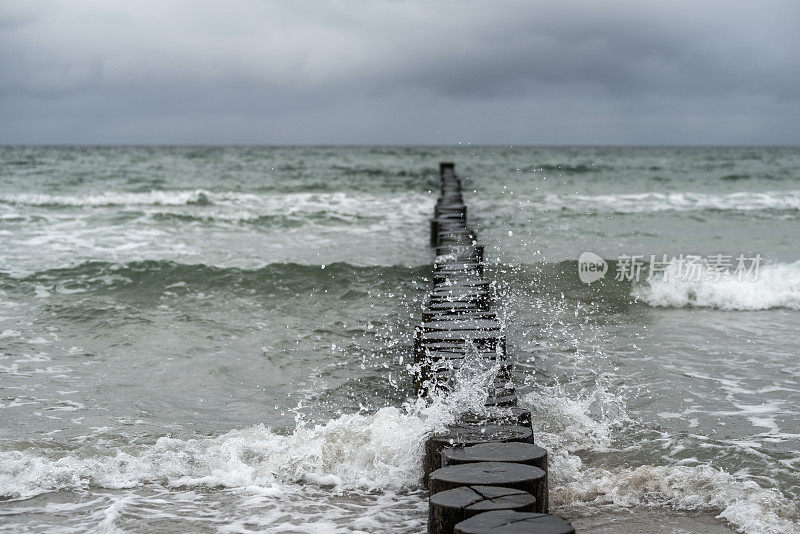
[442,442,548,513]
[416,163,556,530]
[429,462,547,512]
[428,485,536,534]
[440,162,455,178]
[454,511,575,534]
[423,425,533,486]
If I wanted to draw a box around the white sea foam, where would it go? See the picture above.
[0,190,219,207]
[520,387,800,534]
[634,261,800,310]
[555,464,800,534]
[0,408,426,500]
[0,190,433,238]
[0,190,430,217]
[95,494,134,534]
[0,190,434,274]
[542,190,800,214]
[0,348,499,501]
[0,351,501,531]
[2,345,798,533]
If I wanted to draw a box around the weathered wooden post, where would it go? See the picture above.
[429,462,547,515]
[454,511,575,534]
[423,424,533,486]
[442,442,548,513]
[415,163,565,533]
[429,486,536,534]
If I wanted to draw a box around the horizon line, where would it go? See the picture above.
[2,143,800,149]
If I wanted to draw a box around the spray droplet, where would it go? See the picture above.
[508,231,513,237]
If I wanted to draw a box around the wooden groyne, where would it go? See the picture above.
[416,163,575,534]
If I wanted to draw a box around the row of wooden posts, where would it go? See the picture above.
[414,163,575,534]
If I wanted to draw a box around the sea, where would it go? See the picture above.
[0,146,798,533]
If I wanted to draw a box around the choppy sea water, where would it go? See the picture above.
[0,146,798,533]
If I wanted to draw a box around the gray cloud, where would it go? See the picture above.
[1,0,799,144]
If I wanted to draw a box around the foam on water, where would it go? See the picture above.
[543,190,800,214]
[0,409,428,499]
[6,349,794,533]
[0,190,219,207]
[554,462,800,534]
[520,386,800,534]
[0,347,502,530]
[2,314,799,532]
[0,190,431,220]
[2,351,508,499]
[0,190,434,275]
[634,260,800,310]
[0,412,436,532]
[3,147,800,532]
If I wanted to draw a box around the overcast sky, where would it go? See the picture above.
[1,1,799,145]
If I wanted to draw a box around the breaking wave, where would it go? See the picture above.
[1,324,797,533]
[0,350,501,498]
[634,261,800,310]
[0,408,430,500]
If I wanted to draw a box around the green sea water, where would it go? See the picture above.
[0,146,798,533]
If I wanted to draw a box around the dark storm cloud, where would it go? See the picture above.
[1,0,798,144]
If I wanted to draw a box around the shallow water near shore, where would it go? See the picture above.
[1,146,799,533]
